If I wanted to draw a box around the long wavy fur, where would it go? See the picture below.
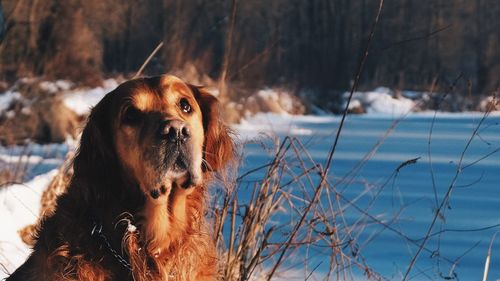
[6,77,234,281]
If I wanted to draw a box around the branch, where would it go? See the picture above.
[133,42,164,79]
[265,0,385,278]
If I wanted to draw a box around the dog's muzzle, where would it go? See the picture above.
[159,119,190,144]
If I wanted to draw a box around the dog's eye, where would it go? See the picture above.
[123,106,142,124]
[180,98,192,113]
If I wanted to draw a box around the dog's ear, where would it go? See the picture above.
[190,85,234,172]
[73,91,116,181]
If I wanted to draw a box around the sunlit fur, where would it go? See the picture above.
[6,75,234,281]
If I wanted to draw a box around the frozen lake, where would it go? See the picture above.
[235,112,500,280]
[1,112,499,280]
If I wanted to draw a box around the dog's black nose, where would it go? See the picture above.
[159,120,190,143]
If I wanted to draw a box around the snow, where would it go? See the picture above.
[257,88,280,102]
[0,142,71,182]
[401,90,428,100]
[5,110,15,119]
[234,112,315,138]
[252,88,299,114]
[39,82,58,94]
[366,92,414,115]
[0,143,70,158]
[1,79,118,120]
[20,107,31,115]
[39,80,73,94]
[479,95,500,112]
[0,154,63,166]
[0,137,71,279]
[4,78,497,119]
[0,91,21,114]
[347,99,362,111]
[344,87,416,116]
[63,79,119,115]
[0,170,58,278]
[406,110,500,118]
[235,111,500,141]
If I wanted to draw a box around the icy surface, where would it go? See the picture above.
[0,143,71,181]
[235,112,500,280]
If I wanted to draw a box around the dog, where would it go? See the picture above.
[7,75,234,281]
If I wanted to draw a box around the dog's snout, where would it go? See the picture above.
[159,120,190,143]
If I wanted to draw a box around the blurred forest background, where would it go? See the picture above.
[0,0,499,102]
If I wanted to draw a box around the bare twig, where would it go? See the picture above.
[327,0,385,174]
[133,42,164,79]
[218,0,238,99]
[402,109,492,280]
[265,1,385,279]
[380,24,452,51]
[230,38,281,80]
[427,74,463,209]
[482,231,498,281]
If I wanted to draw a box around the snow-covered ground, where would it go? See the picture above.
[0,91,21,114]
[1,83,499,280]
[0,80,496,119]
[344,87,417,115]
[62,79,119,116]
[0,170,58,273]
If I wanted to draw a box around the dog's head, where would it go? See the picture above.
[73,75,233,204]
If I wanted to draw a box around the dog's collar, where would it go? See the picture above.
[90,220,133,271]
[89,218,176,279]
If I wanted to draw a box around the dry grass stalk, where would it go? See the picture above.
[402,90,496,280]
[133,41,164,79]
[482,232,498,281]
[213,135,388,280]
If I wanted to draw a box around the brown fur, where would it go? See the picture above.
[7,75,234,281]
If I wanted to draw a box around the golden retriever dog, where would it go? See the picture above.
[7,75,234,281]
